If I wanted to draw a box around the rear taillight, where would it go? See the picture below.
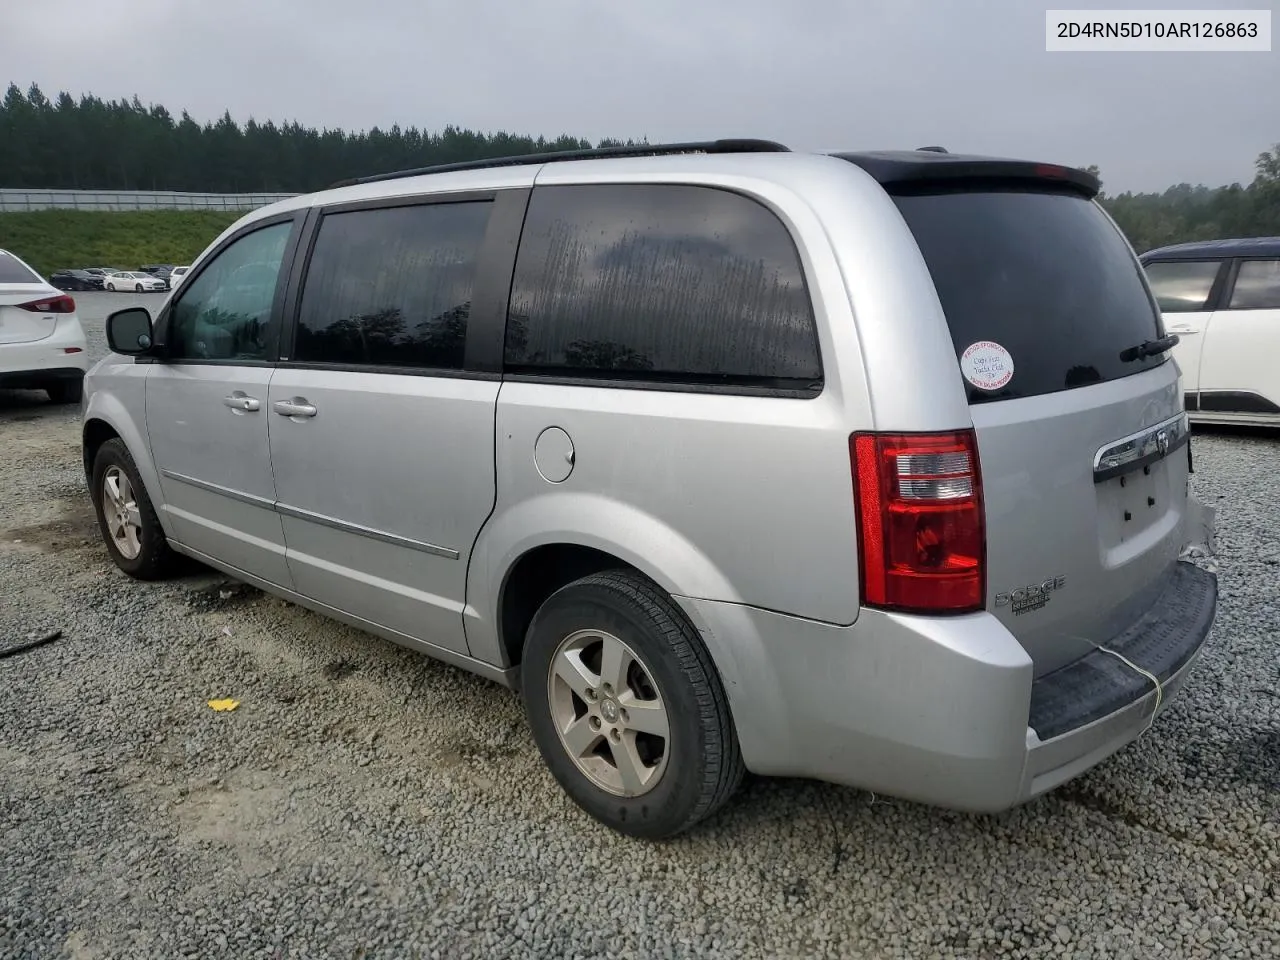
[17,294,76,314]
[851,430,986,614]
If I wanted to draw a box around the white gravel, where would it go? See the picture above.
[1,293,1277,959]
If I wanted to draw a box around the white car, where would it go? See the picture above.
[105,271,168,293]
[0,248,90,403]
[1141,237,1280,426]
[168,265,191,289]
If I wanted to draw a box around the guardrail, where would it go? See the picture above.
[0,188,298,212]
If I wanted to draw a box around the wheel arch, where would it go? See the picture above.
[464,493,759,726]
[81,391,171,538]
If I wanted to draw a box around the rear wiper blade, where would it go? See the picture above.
[1119,334,1179,363]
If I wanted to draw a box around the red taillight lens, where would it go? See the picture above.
[851,430,986,614]
[17,294,76,314]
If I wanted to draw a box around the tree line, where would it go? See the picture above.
[1096,153,1280,253]
[0,83,625,196]
[1,83,1277,253]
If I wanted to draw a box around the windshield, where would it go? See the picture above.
[892,187,1165,403]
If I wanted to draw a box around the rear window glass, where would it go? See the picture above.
[0,252,39,283]
[892,188,1164,403]
[1143,260,1223,312]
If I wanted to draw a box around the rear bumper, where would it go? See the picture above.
[676,559,1217,813]
[0,318,91,383]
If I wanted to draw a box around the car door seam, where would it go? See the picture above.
[160,468,460,559]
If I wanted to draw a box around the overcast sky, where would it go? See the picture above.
[2,0,1275,193]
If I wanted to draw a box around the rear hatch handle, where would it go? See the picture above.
[1093,413,1189,483]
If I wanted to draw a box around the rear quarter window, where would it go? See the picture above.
[1228,259,1280,309]
[892,188,1165,403]
[1142,260,1223,312]
[505,183,821,391]
[0,252,40,284]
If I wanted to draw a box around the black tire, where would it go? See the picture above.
[135,283,143,292]
[46,378,83,404]
[522,569,744,839]
[90,438,182,580]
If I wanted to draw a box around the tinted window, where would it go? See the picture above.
[1143,260,1222,312]
[892,188,1164,403]
[294,201,491,370]
[0,252,39,283]
[1229,259,1280,309]
[506,184,820,388]
[168,221,292,361]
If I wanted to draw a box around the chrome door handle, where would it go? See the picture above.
[273,397,317,418]
[222,392,260,412]
[1167,326,1196,334]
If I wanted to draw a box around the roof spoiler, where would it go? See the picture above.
[836,150,1101,198]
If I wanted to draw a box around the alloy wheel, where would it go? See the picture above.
[547,628,671,797]
[102,466,143,560]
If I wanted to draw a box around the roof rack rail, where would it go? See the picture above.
[327,138,791,189]
[915,145,949,153]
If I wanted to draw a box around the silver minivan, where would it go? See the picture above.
[83,141,1218,838]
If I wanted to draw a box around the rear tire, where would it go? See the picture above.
[521,569,744,839]
[106,282,115,291]
[90,438,182,580]
[46,378,83,404]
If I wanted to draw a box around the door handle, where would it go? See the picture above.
[273,397,317,419]
[222,392,260,412]
[1167,326,1197,334]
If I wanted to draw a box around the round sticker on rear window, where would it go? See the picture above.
[960,340,1015,391]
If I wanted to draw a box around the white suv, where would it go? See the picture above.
[0,248,90,403]
[1141,237,1280,426]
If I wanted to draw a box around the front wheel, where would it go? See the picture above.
[90,439,182,580]
[135,283,143,292]
[522,569,744,839]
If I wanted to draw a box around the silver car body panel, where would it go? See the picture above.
[266,367,498,657]
[146,363,292,588]
[675,591,1209,811]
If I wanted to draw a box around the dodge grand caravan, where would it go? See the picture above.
[82,141,1218,838]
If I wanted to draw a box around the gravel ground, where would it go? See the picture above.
[2,293,1277,959]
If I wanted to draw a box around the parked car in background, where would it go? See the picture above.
[139,265,175,288]
[1141,237,1280,427]
[81,142,1217,839]
[50,269,105,291]
[0,248,89,402]
[85,267,127,279]
[104,271,168,293]
[168,265,191,289]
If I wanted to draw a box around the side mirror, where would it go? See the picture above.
[105,307,154,355]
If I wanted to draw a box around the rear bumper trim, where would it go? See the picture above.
[1028,560,1217,740]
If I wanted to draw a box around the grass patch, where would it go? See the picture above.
[0,210,243,278]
